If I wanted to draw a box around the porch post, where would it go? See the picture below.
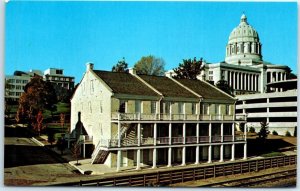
[136,149,141,170]
[116,150,121,172]
[182,123,186,166]
[195,123,199,165]
[152,148,157,168]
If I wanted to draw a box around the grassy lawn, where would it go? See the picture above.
[260,152,285,158]
[43,123,70,140]
[43,102,70,119]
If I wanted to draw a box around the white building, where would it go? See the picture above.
[44,68,75,90]
[201,14,291,95]
[70,63,247,171]
[5,68,75,101]
[5,70,42,101]
[236,79,297,135]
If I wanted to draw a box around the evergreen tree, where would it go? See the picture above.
[112,57,128,72]
[173,57,204,80]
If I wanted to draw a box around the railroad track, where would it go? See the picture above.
[203,169,297,187]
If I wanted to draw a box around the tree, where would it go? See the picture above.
[33,110,44,135]
[112,57,128,72]
[134,55,165,76]
[17,75,57,127]
[173,57,204,80]
[257,120,270,141]
[215,78,234,96]
[60,113,65,132]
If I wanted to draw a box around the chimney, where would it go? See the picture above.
[86,62,94,71]
[165,70,175,78]
[128,68,136,75]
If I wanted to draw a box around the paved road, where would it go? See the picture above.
[4,126,83,186]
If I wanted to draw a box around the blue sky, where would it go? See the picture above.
[5,1,298,83]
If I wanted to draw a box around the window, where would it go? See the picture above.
[225,105,230,115]
[56,70,63,75]
[99,100,103,113]
[88,101,92,113]
[209,76,213,81]
[135,100,141,113]
[191,103,196,114]
[90,80,94,93]
[178,102,184,114]
[151,101,156,114]
[215,104,220,114]
[16,92,21,96]
[119,100,126,113]
[209,71,213,75]
[203,103,209,115]
[16,80,21,83]
[164,102,170,114]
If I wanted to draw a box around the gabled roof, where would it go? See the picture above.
[93,70,160,97]
[174,78,235,101]
[138,75,198,99]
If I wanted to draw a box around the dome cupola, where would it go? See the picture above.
[225,14,262,64]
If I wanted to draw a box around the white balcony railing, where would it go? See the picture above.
[111,112,246,121]
[98,135,246,148]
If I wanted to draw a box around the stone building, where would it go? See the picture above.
[70,63,247,171]
[201,14,291,95]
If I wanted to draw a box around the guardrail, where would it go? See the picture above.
[111,113,246,121]
[54,155,296,186]
[98,135,245,148]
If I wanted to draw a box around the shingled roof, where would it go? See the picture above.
[138,75,198,99]
[93,70,160,97]
[174,78,235,101]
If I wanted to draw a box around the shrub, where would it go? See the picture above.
[285,131,291,137]
[249,127,256,133]
[272,130,278,135]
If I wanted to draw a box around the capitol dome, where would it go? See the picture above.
[225,14,262,64]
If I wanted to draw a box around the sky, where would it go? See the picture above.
[5,1,298,83]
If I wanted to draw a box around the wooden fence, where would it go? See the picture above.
[55,155,297,186]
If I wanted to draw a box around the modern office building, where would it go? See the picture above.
[70,63,247,171]
[5,70,42,101]
[5,68,75,101]
[43,68,75,90]
[236,79,297,135]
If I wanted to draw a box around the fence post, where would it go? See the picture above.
[143,174,146,186]
[213,165,216,178]
[256,160,258,171]
[193,169,196,181]
[240,162,242,174]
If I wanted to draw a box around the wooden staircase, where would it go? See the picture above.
[92,150,110,164]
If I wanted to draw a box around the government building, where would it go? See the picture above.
[199,14,296,135]
[200,14,292,95]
